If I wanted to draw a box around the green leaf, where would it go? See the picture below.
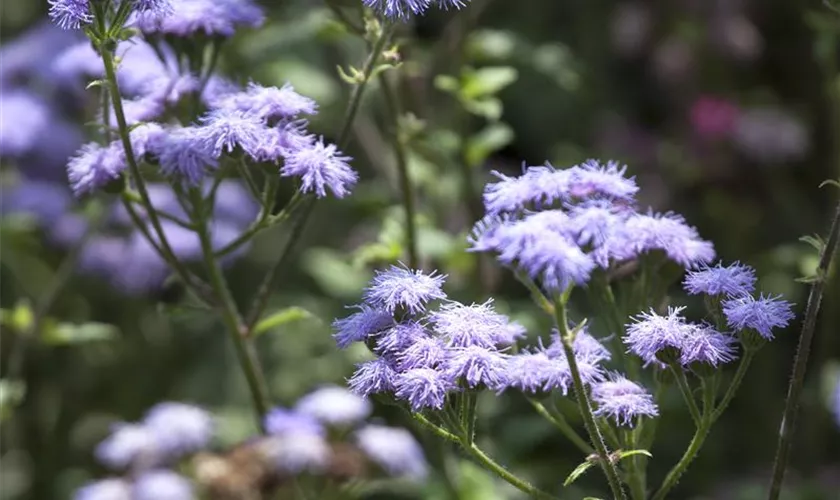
[0,380,26,422]
[465,123,514,167]
[463,97,503,120]
[434,74,460,94]
[564,459,596,486]
[616,449,653,461]
[41,322,119,345]
[253,307,318,337]
[352,241,402,267]
[10,301,33,334]
[461,66,518,99]
[819,178,840,190]
[799,234,825,252]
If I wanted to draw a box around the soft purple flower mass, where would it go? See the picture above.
[592,375,659,426]
[132,470,193,500]
[356,425,428,479]
[294,386,372,426]
[48,0,93,30]
[362,266,447,315]
[131,0,264,37]
[684,261,757,297]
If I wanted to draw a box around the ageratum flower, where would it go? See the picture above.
[294,386,372,426]
[132,470,193,500]
[280,137,358,198]
[722,293,795,340]
[332,305,394,349]
[393,368,454,411]
[374,321,429,357]
[363,0,470,21]
[625,307,738,367]
[397,336,449,370]
[213,82,317,122]
[73,478,131,500]
[608,211,715,268]
[832,374,840,428]
[0,91,50,157]
[132,0,264,37]
[429,300,526,348]
[355,425,428,479]
[442,346,508,388]
[154,127,218,185]
[592,374,659,426]
[48,0,93,30]
[95,423,159,470]
[263,432,331,475]
[348,358,398,397]
[67,143,126,196]
[362,266,447,315]
[196,108,272,160]
[142,402,213,457]
[683,261,756,297]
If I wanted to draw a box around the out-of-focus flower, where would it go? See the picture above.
[652,37,694,85]
[711,15,763,62]
[0,91,51,157]
[294,386,372,426]
[95,423,160,470]
[610,2,652,57]
[689,96,740,142]
[73,478,132,500]
[355,425,428,479]
[142,402,214,457]
[131,0,264,37]
[733,107,810,164]
[264,408,325,438]
[132,470,193,500]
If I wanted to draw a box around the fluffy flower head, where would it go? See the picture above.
[722,294,795,340]
[592,374,659,426]
[362,266,447,315]
[356,425,428,479]
[683,261,756,297]
[294,386,371,426]
[280,137,357,198]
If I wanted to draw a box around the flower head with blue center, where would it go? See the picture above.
[355,425,428,479]
[591,374,659,426]
[362,265,447,315]
[684,261,757,297]
[722,293,795,340]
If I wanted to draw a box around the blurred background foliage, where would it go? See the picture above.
[1,0,840,499]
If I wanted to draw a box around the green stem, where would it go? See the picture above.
[411,415,560,500]
[554,296,627,500]
[711,350,755,423]
[768,199,840,500]
[100,47,197,293]
[624,427,647,500]
[652,380,716,500]
[669,364,701,426]
[379,71,419,269]
[527,398,593,455]
[192,190,271,428]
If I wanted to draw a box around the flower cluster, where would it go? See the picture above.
[469,159,715,293]
[75,402,212,500]
[334,265,631,412]
[48,0,173,31]
[363,0,471,21]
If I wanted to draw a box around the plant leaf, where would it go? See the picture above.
[564,459,596,486]
[253,307,318,337]
[41,322,119,345]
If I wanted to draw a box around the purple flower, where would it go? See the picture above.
[362,0,432,20]
[196,109,271,161]
[95,423,159,470]
[397,336,449,370]
[294,386,371,426]
[684,261,756,297]
[67,143,126,196]
[261,433,330,475]
[348,358,398,397]
[355,425,428,479]
[280,137,358,198]
[154,128,218,185]
[545,329,612,365]
[429,300,526,348]
[142,402,213,457]
[442,346,508,388]
[132,0,172,14]
[74,479,131,500]
[131,0,264,37]
[722,294,795,340]
[213,82,317,121]
[48,0,93,30]
[264,408,325,437]
[362,266,447,315]
[374,321,429,357]
[332,305,394,349]
[609,211,715,268]
[498,351,557,393]
[566,160,639,201]
[0,91,50,157]
[393,368,454,411]
[132,470,192,500]
[832,374,840,428]
[625,307,738,366]
[592,375,659,426]
[492,213,596,291]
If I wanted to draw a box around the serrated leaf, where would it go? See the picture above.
[41,322,119,345]
[563,459,596,486]
[253,307,318,337]
[0,380,26,422]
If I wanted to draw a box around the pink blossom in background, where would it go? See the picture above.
[689,96,740,142]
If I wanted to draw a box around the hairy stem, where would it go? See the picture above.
[768,199,840,500]
[379,71,419,269]
[192,191,271,428]
[554,297,627,500]
[711,350,755,423]
[670,364,701,426]
[527,398,594,455]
